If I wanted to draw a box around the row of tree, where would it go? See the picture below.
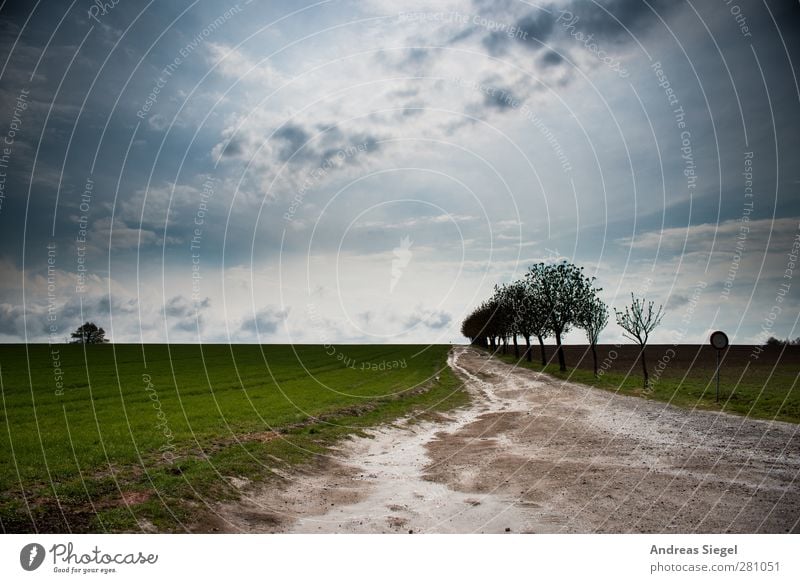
[461,261,665,387]
[764,336,800,347]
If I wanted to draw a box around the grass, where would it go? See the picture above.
[0,343,468,533]
[490,344,800,424]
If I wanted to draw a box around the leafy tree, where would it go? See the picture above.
[494,284,520,357]
[614,294,664,388]
[461,300,503,349]
[482,298,503,351]
[507,277,550,364]
[577,295,608,376]
[70,322,109,344]
[503,280,532,361]
[526,261,598,371]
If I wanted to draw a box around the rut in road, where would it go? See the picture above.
[218,346,800,533]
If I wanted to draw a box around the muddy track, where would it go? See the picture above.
[216,346,800,533]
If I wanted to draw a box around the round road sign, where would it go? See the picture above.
[710,331,729,350]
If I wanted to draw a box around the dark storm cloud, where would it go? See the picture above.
[1,0,799,345]
[562,0,673,42]
[0,0,35,22]
[473,0,679,57]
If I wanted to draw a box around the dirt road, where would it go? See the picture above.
[219,346,800,533]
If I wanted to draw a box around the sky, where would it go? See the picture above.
[0,0,798,345]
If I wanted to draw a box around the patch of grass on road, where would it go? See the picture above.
[490,346,799,424]
[0,344,467,532]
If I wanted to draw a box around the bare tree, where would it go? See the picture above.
[614,294,664,388]
[578,295,608,376]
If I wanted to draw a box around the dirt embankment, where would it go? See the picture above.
[214,347,800,533]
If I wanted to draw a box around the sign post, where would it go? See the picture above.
[709,331,729,403]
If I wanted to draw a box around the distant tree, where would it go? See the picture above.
[764,336,800,347]
[527,261,598,371]
[578,295,608,377]
[492,285,517,356]
[614,294,664,388]
[480,298,500,351]
[461,299,503,350]
[70,322,109,344]
[461,309,482,346]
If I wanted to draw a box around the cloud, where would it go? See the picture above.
[481,10,555,55]
[91,218,161,250]
[0,303,27,338]
[620,218,800,254]
[206,41,288,87]
[0,0,798,349]
[564,0,676,42]
[241,306,290,334]
[666,293,690,311]
[473,0,679,58]
[404,307,452,330]
[354,213,477,231]
[541,50,564,67]
[482,82,523,110]
[274,124,312,163]
[162,295,211,333]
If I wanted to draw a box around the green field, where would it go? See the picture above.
[492,344,800,424]
[0,344,467,533]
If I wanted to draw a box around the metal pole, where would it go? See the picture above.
[716,349,720,403]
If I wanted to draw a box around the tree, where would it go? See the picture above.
[510,277,551,365]
[614,294,664,388]
[70,322,109,344]
[461,300,503,350]
[492,285,517,356]
[527,261,598,371]
[764,336,800,347]
[482,298,502,351]
[503,280,532,361]
[578,295,608,376]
